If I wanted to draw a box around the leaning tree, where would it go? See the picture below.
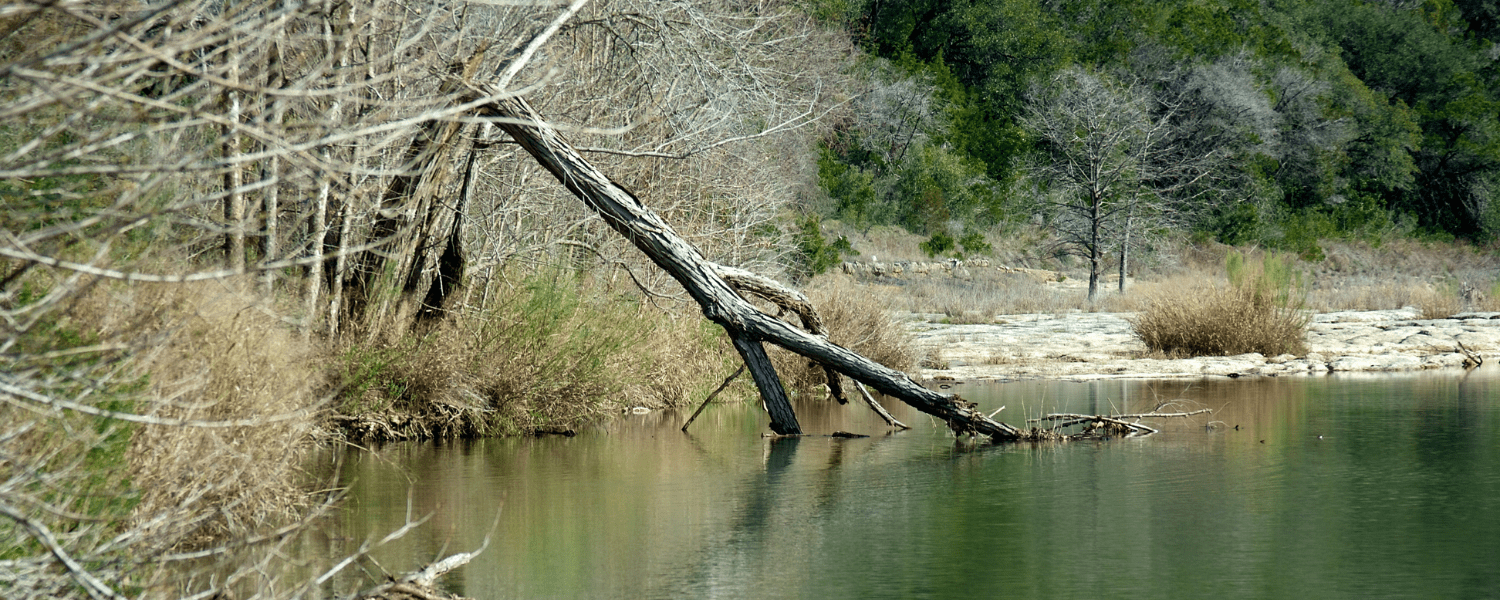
[2,1,1026,597]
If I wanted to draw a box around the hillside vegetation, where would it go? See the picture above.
[803,0,1500,297]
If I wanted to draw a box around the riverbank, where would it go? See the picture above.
[908,308,1500,382]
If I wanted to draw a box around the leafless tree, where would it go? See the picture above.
[1021,66,1222,300]
[1021,67,1151,300]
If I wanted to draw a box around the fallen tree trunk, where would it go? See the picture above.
[475,93,1022,440]
[713,264,848,405]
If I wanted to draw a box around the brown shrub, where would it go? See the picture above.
[1131,252,1310,357]
[1,272,325,568]
[333,270,744,440]
[124,281,324,544]
[1416,282,1464,319]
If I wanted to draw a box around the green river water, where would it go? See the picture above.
[318,370,1500,599]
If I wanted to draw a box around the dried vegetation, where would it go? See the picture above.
[333,271,745,442]
[1,274,329,597]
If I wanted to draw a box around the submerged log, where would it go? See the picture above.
[475,94,1022,441]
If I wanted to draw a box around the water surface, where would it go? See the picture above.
[323,371,1500,599]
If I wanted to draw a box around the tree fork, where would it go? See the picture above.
[477,94,1021,441]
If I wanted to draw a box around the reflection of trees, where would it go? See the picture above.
[319,376,1500,598]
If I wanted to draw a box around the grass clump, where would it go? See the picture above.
[1131,251,1310,357]
[333,270,744,441]
[126,282,323,543]
[2,274,326,593]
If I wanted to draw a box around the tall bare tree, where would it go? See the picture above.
[1021,66,1220,300]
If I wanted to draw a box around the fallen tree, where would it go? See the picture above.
[470,92,1022,441]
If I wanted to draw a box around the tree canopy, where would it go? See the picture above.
[815,0,1500,259]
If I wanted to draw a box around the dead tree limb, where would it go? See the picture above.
[854,380,909,430]
[1031,414,1160,436]
[1029,408,1212,438]
[476,94,1022,440]
[682,363,746,432]
[1457,341,1483,369]
[356,547,483,600]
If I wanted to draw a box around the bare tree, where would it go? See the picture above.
[1021,66,1221,300]
[1021,68,1154,300]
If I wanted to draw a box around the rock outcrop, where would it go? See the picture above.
[910,308,1500,381]
[842,259,1066,283]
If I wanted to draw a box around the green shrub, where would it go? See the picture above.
[793,214,858,279]
[919,231,955,257]
[1132,251,1310,356]
[958,229,993,256]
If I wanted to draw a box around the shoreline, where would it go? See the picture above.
[907,308,1500,382]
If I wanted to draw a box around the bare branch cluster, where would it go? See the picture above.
[1020,65,1227,300]
[3,0,853,597]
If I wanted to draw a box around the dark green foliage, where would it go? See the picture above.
[817,145,880,227]
[918,228,991,259]
[958,229,993,256]
[794,215,858,278]
[919,231,954,257]
[812,0,1500,255]
[1293,0,1500,240]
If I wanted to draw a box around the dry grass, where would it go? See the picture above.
[1303,238,1500,314]
[855,269,1101,319]
[808,226,1500,321]
[1,272,327,597]
[124,281,324,543]
[1131,253,1310,357]
[1415,282,1465,319]
[770,273,917,393]
[333,270,745,441]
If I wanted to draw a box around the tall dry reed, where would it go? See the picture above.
[1131,251,1310,356]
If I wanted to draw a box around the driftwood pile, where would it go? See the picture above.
[1025,408,1213,440]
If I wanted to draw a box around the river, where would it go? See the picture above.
[316,370,1500,599]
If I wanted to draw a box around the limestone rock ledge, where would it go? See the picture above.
[909,308,1499,382]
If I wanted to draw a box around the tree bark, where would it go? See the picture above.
[344,117,473,337]
[1118,206,1132,294]
[344,58,484,338]
[713,264,846,404]
[1088,191,1102,302]
[222,86,245,275]
[477,94,1022,440]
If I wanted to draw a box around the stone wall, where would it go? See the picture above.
[840,258,1062,283]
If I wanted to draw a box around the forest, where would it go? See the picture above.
[811,0,1500,296]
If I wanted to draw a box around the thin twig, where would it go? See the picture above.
[0,500,128,600]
